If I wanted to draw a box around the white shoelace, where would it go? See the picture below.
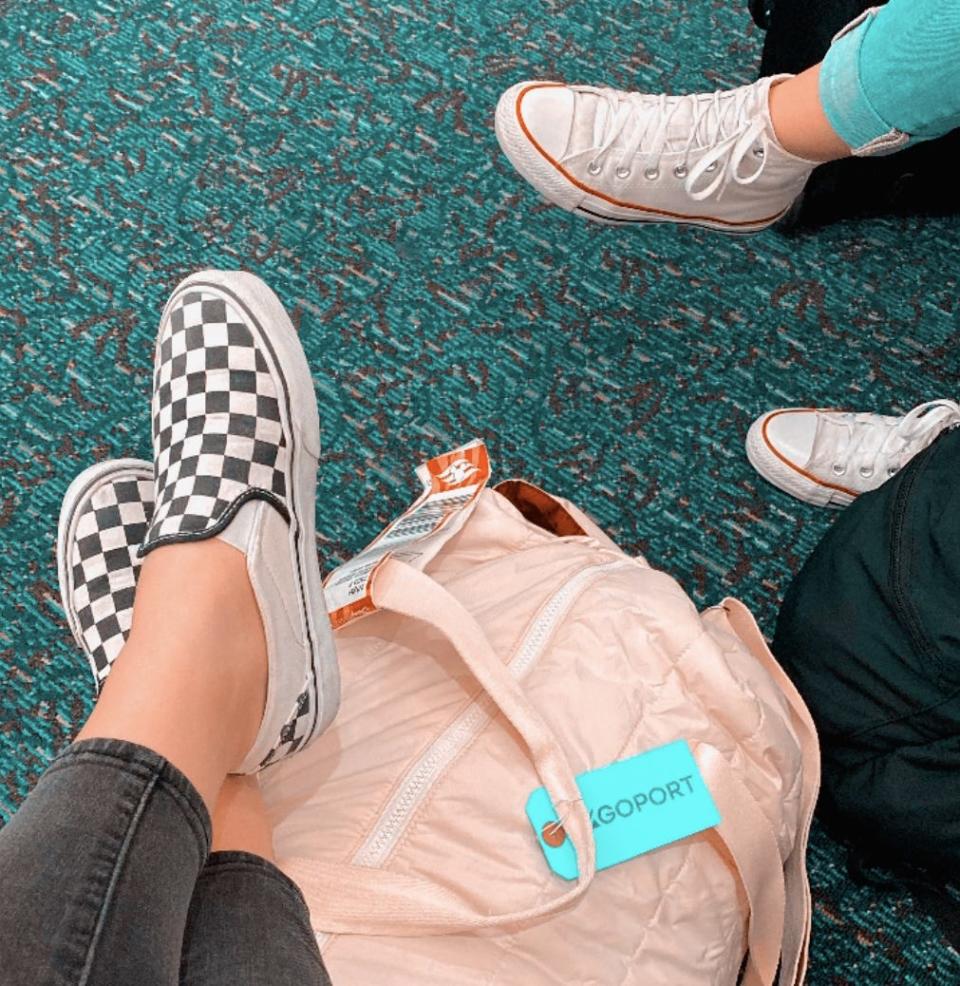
[587,85,768,200]
[825,401,960,481]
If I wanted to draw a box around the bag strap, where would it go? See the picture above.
[698,745,786,986]
[720,599,821,986]
[283,562,798,983]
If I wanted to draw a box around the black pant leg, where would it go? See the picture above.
[179,851,331,986]
[0,738,210,986]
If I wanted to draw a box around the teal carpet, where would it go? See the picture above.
[2,1,958,981]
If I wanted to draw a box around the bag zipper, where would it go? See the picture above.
[351,558,637,870]
[313,558,636,952]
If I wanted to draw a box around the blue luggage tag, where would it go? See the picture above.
[525,739,721,880]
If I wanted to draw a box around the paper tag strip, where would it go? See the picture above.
[325,440,491,629]
[525,740,721,881]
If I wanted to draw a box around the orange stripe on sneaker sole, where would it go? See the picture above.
[514,82,787,230]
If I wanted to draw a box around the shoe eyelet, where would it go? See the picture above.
[887,466,898,476]
[587,160,602,176]
[753,147,765,158]
[673,164,688,179]
[859,466,874,478]
[615,165,631,180]
[705,162,718,173]
[832,464,846,476]
[644,167,659,180]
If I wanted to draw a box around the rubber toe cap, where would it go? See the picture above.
[760,410,819,469]
[514,83,575,160]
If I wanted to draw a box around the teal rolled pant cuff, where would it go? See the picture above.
[819,0,960,157]
[819,10,911,156]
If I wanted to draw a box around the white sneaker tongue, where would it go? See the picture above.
[668,88,760,154]
[901,403,958,442]
[592,93,696,157]
[917,403,956,424]
[662,96,701,151]
[589,86,755,159]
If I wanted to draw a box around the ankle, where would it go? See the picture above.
[767,67,852,163]
[130,541,266,655]
[210,775,276,860]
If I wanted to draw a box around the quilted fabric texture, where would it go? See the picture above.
[264,489,813,984]
[0,0,957,982]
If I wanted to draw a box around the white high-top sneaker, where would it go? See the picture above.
[746,401,960,507]
[495,76,817,233]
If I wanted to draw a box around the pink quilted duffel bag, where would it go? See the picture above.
[260,441,820,986]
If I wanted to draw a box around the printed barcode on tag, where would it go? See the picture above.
[385,494,474,542]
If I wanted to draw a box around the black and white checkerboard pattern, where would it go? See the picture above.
[70,472,155,685]
[142,290,288,550]
[66,463,317,766]
[261,687,313,768]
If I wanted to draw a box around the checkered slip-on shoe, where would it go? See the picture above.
[139,269,340,772]
[57,459,155,690]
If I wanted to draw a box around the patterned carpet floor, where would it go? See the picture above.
[2,1,959,981]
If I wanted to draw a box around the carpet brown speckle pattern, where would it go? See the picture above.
[1,1,958,981]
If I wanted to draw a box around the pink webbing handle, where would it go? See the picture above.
[697,745,786,986]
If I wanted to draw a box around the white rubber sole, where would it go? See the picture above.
[159,271,341,755]
[571,203,767,235]
[56,458,154,687]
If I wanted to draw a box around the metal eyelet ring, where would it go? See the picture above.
[673,164,688,179]
[704,162,718,173]
[644,167,659,180]
[615,166,631,180]
[753,147,765,158]
[587,160,602,175]
[859,466,874,478]
[887,466,898,476]
[832,464,845,475]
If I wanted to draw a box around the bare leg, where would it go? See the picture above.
[77,539,268,811]
[211,775,276,860]
[770,0,960,162]
[768,65,853,163]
